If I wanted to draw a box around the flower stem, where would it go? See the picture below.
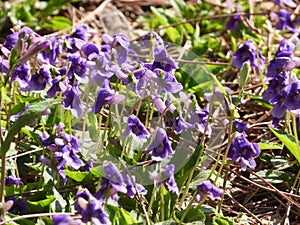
[0,155,5,203]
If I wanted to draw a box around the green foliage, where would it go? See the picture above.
[269,126,300,164]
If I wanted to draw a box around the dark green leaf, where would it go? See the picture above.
[269,126,300,164]
[176,208,205,223]
[0,100,52,156]
[250,169,291,185]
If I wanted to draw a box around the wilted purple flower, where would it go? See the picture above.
[226,14,241,32]
[5,176,21,186]
[28,64,52,91]
[274,0,297,8]
[11,63,30,90]
[76,188,110,225]
[94,80,125,114]
[276,9,297,33]
[124,115,150,142]
[63,85,84,118]
[19,39,51,64]
[2,26,39,53]
[228,133,260,170]
[232,39,265,72]
[145,128,173,161]
[122,173,148,198]
[195,180,223,202]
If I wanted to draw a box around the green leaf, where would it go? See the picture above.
[150,6,169,26]
[239,61,250,89]
[119,208,138,224]
[8,48,18,70]
[214,216,234,225]
[250,169,291,185]
[0,100,52,156]
[88,112,98,141]
[90,165,104,178]
[42,16,71,30]
[41,0,79,17]
[176,208,205,223]
[64,170,88,182]
[27,196,55,213]
[269,126,300,164]
[258,142,282,150]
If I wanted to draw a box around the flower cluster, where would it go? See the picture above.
[227,119,260,170]
[263,39,299,126]
[1,24,224,223]
[39,122,86,183]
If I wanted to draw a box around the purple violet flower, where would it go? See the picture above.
[81,42,100,60]
[226,14,241,32]
[276,9,297,33]
[7,197,28,215]
[274,0,297,8]
[195,180,223,202]
[232,39,265,73]
[266,39,296,77]
[5,176,21,186]
[52,214,72,225]
[63,85,84,118]
[76,188,110,225]
[228,133,260,170]
[102,33,130,65]
[145,128,173,161]
[122,173,148,198]
[28,64,52,91]
[94,80,125,114]
[233,119,248,133]
[47,76,68,98]
[124,115,150,142]
[11,63,30,91]
[68,53,88,84]
[150,164,179,195]
[189,104,211,135]
[283,81,300,113]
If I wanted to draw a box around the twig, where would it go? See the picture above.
[225,190,263,224]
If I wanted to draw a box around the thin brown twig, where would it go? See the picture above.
[225,190,263,224]
[248,170,300,208]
